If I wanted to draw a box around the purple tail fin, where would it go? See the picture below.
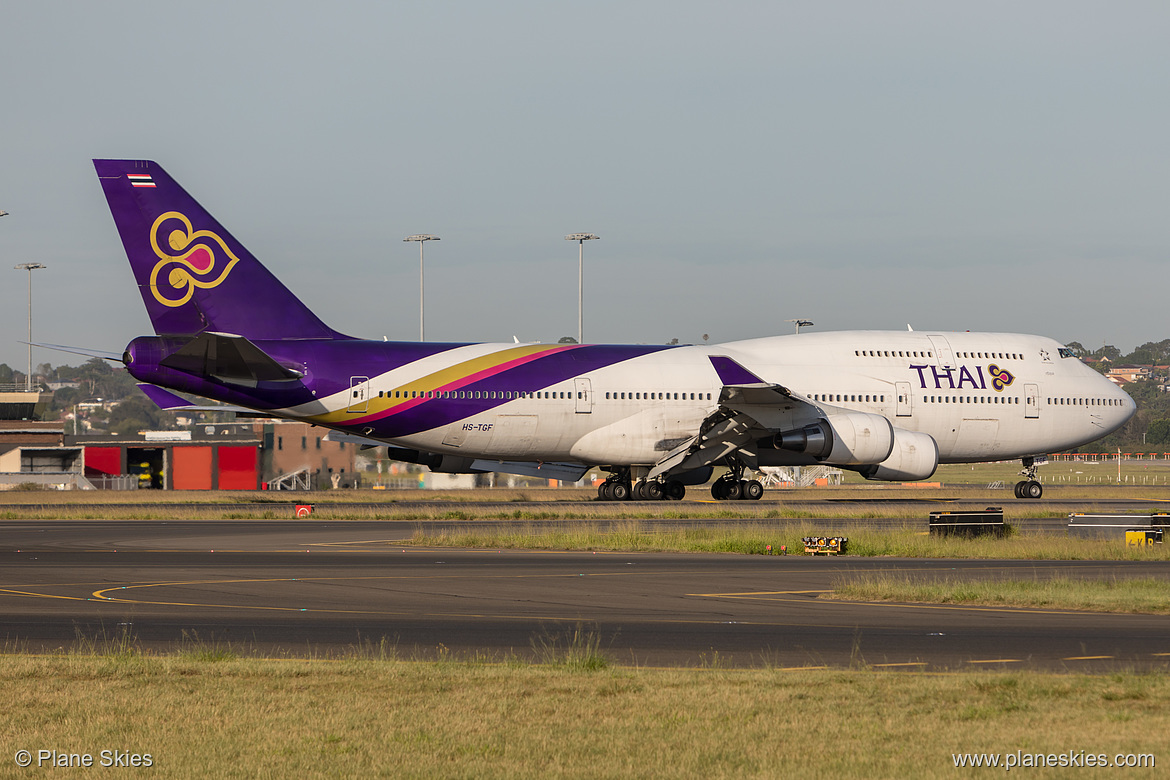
[93,159,347,340]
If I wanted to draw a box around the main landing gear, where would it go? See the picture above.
[710,459,764,501]
[596,469,686,501]
[596,461,763,502]
[1014,456,1043,499]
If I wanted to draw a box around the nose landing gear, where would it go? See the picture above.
[1014,456,1044,499]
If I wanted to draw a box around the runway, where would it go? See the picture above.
[2,518,1168,669]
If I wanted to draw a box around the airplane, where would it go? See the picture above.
[93,159,1136,501]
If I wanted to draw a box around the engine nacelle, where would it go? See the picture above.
[767,412,894,466]
[857,429,938,482]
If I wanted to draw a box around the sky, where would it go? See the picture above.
[1,1,1168,373]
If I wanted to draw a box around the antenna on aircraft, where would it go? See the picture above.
[786,319,814,334]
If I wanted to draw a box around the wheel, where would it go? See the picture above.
[644,481,664,500]
[610,482,630,501]
[1024,480,1043,499]
[744,480,764,501]
[723,479,743,501]
[631,481,645,500]
[665,480,686,501]
[711,480,726,500]
[598,482,612,501]
[1013,481,1026,499]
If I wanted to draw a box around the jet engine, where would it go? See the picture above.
[857,429,938,482]
[765,412,894,466]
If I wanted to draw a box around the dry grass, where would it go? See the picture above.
[2,653,1167,778]
[825,574,1170,614]
[409,520,1170,562]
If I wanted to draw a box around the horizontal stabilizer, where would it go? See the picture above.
[159,332,303,385]
[137,383,254,413]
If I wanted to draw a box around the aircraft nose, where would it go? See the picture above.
[1121,391,1137,422]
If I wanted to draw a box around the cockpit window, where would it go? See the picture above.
[1058,347,1077,359]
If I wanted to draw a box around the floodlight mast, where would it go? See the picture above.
[785,318,814,334]
[564,233,599,344]
[14,262,46,391]
[403,234,439,341]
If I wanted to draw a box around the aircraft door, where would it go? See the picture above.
[927,335,956,369]
[895,381,912,417]
[348,376,370,413]
[575,377,593,414]
[1025,383,1040,419]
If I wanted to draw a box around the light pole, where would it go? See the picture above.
[564,233,599,344]
[785,318,814,334]
[403,235,439,341]
[14,262,46,391]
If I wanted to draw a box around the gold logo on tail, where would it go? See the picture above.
[148,211,240,307]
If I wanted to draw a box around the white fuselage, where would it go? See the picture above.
[303,330,1133,468]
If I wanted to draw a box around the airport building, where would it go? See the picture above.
[71,421,356,491]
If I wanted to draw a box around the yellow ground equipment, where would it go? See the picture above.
[1125,529,1163,547]
[802,536,848,555]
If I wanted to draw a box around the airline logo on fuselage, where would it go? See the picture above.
[909,363,1015,392]
[148,211,240,307]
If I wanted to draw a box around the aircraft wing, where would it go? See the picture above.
[323,432,589,482]
[648,355,816,480]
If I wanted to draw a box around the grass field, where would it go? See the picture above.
[3,476,1167,775]
[3,652,1166,778]
[825,574,1170,614]
[408,520,1170,562]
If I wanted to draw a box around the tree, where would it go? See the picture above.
[107,397,165,436]
[1146,419,1170,446]
[1092,345,1122,362]
[557,336,578,344]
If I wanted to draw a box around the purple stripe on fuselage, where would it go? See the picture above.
[351,344,677,438]
[125,337,473,412]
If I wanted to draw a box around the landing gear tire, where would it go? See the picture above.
[598,482,613,501]
[610,482,630,501]
[665,480,686,501]
[644,480,664,500]
[1014,480,1043,499]
[632,481,646,500]
[744,480,764,501]
[724,480,743,500]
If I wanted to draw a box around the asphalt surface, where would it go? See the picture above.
[2,516,1169,669]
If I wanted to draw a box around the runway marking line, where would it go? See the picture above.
[689,590,829,597]
[0,588,93,602]
[871,662,927,668]
[1063,655,1114,661]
